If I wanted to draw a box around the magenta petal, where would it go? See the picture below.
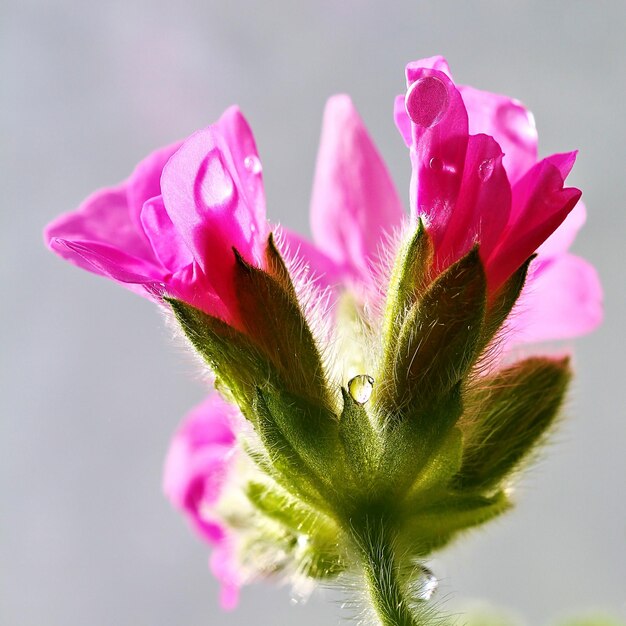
[458,86,537,184]
[140,196,193,271]
[126,140,183,232]
[214,106,267,233]
[310,95,404,282]
[537,200,587,259]
[405,55,452,83]
[405,67,469,246]
[394,94,412,148]
[44,186,155,261]
[49,238,165,296]
[436,134,511,268]
[161,131,260,317]
[487,154,581,289]
[210,542,241,611]
[507,254,603,344]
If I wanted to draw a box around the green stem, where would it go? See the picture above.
[353,518,426,626]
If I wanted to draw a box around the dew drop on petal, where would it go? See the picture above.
[429,156,444,171]
[197,150,235,208]
[244,154,263,175]
[348,375,374,404]
[478,157,495,182]
[405,76,449,128]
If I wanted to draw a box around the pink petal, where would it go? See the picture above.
[163,394,238,542]
[140,196,193,271]
[310,95,404,286]
[210,542,241,611]
[404,67,469,248]
[457,86,538,184]
[435,134,511,269]
[506,254,603,345]
[279,228,346,292]
[48,238,165,296]
[536,200,587,259]
[161,114,268,319]
[44,186,155,261]
[405,55,453,83]
[126,140,183,234]
[486,153,581,289]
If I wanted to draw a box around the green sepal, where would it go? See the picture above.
[455,356,572,491]
[398,490,512,557]
[377,246,487,418]
[245,480,336,538]
[339,387,380,483]
[378,383,464,497]
[233,240,332,412]
[245,480,346,579]
[166,298,269,418]
[478,255,533,353]
[381,219,433,357]
[252,388,330,507]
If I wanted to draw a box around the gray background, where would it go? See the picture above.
[2,1,625,625]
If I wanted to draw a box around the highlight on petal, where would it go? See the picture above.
[507,254,603,345]
[161,120,268,316]
[537,200,587,259]
[310,94,404,285]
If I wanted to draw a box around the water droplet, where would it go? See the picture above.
[478,157,495,182]
[244,154,263,175]
[197,149,235,208]
[429,156,443,171]
[405,76,449,128]
[348,374,374,404]
[409,565,438,601]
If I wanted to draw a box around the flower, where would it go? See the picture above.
[44,106,269,325]
[162,393,241,609]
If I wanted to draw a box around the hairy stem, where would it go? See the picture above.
[353,518,428,626]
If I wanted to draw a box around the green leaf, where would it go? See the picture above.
[455,357,572,491]
[398,490,512,556]
[377,246,487,418]
[233,244,333,412]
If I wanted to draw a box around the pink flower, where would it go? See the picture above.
[162,393,241,609]
[288,56,601,345]
[44,107,268,325]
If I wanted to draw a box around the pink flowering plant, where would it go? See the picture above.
[45,56,602,625]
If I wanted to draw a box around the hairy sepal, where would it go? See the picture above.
[378,246,487,419]
[233,240,333,412]
[455,356,572,491]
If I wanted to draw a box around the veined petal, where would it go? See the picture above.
[436,134,511,269]
[536,200,587,259]
[126,140,183,234]
[486,153,581,289]
[310,95,404,283]
[457,86,537,184]
[44,186,155,261]
[140,196,193,271]
[161,115,268,318]
[48,238,165,296]
[506,254,603,344]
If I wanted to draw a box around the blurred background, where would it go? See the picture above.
[2,1,625,624]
